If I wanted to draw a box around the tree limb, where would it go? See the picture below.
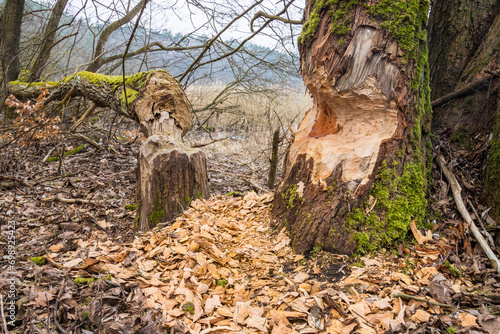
[250,10,302,32]
[86,0,151,72]
[431,71,500,108]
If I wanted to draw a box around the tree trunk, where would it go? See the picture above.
[272,0,432,255]
[1,0,25,82]
[29,0,69,82]
[428,1,500,219]
[9,70,209,230]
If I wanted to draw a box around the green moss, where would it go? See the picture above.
[368,0,429,59]
[45,145,85,162]
[30,256,46,265]
[216,278,228,287]
[312,242,323,256]
[298,0,361,45]
[73,277,94,285]
[9,80,59,87]
[84,296,93,305]
[149,195,165,227]
[121,88,139,105]
[444,261,462,278]
[182,302,195,315]
[346,161,427,254]
[124,204,136,211]
[451,126,468,144]
[226,191,245,197]
[297,0,429,59]
[82,310,90,320]
[282,184,300,210]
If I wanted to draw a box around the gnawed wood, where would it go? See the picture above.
[9,70,210,231]
[273,0,432,254]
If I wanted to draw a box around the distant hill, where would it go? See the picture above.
[1,0,301,87]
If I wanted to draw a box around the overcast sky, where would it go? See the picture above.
[59,0,304,49]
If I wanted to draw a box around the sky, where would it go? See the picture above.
[59,0,305,49]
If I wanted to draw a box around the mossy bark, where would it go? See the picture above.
[272,0,432,255]
[428,1,500,219]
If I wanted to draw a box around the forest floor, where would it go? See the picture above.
[0,130,499,334]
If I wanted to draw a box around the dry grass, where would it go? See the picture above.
[184,84,312,193]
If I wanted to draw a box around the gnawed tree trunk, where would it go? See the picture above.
[428,1,500,220]
[9,70,209,230]
[272,0,432,255]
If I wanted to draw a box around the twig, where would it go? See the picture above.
[32,169,88,187]
[69,103,97,133]
[393,293,459,311]
[53,280,67,334]
[436,155,500,273]
[41,197,98,205]
[0,294,9,334]
[242,177,269,194]
[191,137,228,148]
[69,133,101,150]
[467,199,495,247]
[43,142,64,163]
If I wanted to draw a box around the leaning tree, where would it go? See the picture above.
[272,0,433,254]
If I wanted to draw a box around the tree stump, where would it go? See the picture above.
[9,70,210,231]
[130,71,210,230]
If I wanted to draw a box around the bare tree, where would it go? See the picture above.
[1,0,26,83]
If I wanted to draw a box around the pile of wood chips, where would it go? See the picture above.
[40,192,499,333]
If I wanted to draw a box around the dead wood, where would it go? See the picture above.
[69,103,97,133]
[436,154,500,273]
[41,197,98,205]
[393,293,459,311]
[69,133,101,150]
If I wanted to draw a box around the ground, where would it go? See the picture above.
[0,126,499,333]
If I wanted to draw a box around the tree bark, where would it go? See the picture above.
[9,70,209,230]
[29,0,69,82]
[428,1,500,219]
[272,0,432,255]
[1,0,25,82]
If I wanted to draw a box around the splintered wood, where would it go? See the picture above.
[42,193,497,333]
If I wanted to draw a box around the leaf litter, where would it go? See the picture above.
[1,133,499,333]
[1,189,499,333]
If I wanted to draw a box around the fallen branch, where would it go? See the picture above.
[431,71,500,108]
[242,177,269,194]
[191,137,228,148]
[41,197,98,205]
[69,133,101,150]
[31,169,88,187]
[393,293,458,310]
[436,154,500,273]
[53,280,68,334]
[69,103,97,133]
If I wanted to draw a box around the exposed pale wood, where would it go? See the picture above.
[436,154,500,273]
